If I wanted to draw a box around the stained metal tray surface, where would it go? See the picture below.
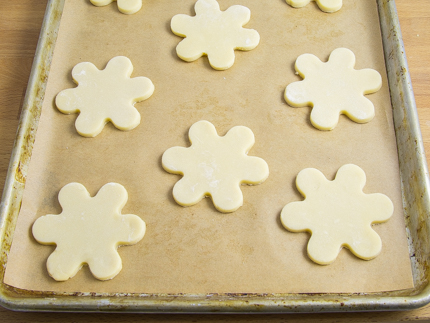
[0,0,429,313]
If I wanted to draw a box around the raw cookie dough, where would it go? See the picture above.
[171,0,260,70]
[286,0,342,13]
[285,48,382,130]
[56,56,154,137]
[162,120,269,213]
[32,183,146,281]
[280,164,393,265]
[90,0,142,15]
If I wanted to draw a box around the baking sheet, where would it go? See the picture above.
[3,0,414,294]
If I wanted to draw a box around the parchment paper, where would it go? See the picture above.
[4,0,414,294]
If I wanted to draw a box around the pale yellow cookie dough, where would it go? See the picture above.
[32,183,146,281]
[286,0,342,13]
[285,48,382,130]
[280,164,393,265]
[90,0,142,15]
[162,120,269,213]
[56,56,154,137]
[171,0,260,70]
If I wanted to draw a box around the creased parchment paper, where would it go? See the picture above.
[4,0,414,294]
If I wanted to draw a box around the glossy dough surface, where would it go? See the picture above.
[285,48,382,130]
[171,0,260,70]
[162,120,269,213]
[56,56,154,137]
[32,183,146,281]
[90,0,142,14]
[281,164,393,265]
[285,0,342,13]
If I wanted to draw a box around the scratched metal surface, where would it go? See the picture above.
[0,0,429,313]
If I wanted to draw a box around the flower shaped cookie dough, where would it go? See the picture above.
[90,0,142,14]
[281,164,393,265]
[171,0,260,70]
[286,0,342,13]
[162,120,269,213]
[32,183,146,281]
[56,56,154,137]
[285,48,382,130]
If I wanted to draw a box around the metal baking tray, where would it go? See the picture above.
[0,0,429,313]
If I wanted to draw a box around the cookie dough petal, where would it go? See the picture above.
[328,48,355,69]
[286,0,311,8]
[87,247,122,280]
[117,0,142,14]
[211,184,243,213]
[225,125,254,153]
[317,0,342,13]
[172,177,206,206]
[295,53,322,78]
[58,183,91,209]
[342,97,375,123]
[357,68,383,93]
[296,168,328,196]
[234,29,260,50]
[285,81,312,107]
[90,0,114,7]
[116,214,146,244]
[194,0,220,16]
[95,183,128,212]
[188,120,218,146]
[72,62,99,83]
[162,147,190,174]
[176,38,204,62]
[335,164,366,190]
[345,228,382,260]
[46,249,84,281]
[207,47,235,70]
[240,156,269,184]
[310,103,340,130]
[364,194,394,223]
[129,77,155,101]
[225,5,251,25]
[75,111,107,137]
[171,14,195,37]
[106,56,133,78]
[33,215,65,244]
[281,201,312,231]
[307,232,341,265]
[109,104,140,131]
[56,89,80,114]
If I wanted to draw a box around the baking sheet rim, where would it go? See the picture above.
[0,0,430,313]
